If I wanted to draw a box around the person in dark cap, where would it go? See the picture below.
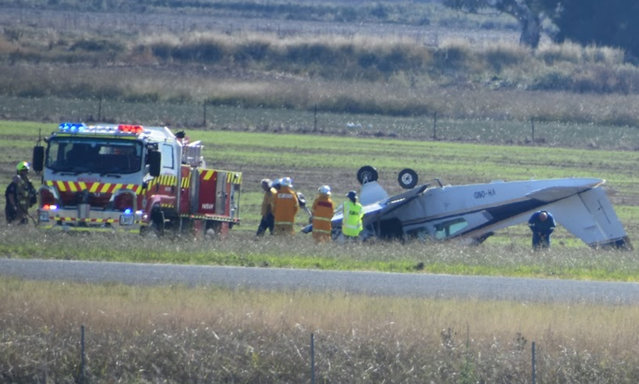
[256,178,276,236]
[342,190,363,240]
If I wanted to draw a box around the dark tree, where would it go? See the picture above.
[550,0,639,60]
[443,0,547,48]
[445,0,639,59]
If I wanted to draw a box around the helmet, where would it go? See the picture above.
[346,190,357,201]
[281,177,293,188]
[16,161,30,172]
[260,178,272,190]
[318,185,331,195]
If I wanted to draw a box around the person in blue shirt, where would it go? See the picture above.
[528,210,556,250]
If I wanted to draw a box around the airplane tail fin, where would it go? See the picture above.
[359,181,389,205]
[546,187,631,249]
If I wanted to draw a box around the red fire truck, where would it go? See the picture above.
[32,123,241,235]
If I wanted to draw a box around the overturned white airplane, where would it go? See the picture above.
[305,166,631,249]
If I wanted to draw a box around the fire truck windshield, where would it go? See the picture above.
[46,137,143,175]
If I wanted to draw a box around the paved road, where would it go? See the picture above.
[2,258,639,304]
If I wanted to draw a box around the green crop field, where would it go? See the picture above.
[2,119,639,278]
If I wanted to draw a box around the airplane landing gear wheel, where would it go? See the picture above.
[398,168,418,189]
[357,166,378,185]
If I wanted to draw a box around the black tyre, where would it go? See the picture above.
[356,166,379,185]
[398,168,418,189]
[150,207,165,236]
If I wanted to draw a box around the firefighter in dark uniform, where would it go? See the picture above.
[5,161,37,225]
[528,210,556,250]
[256,178,276,236]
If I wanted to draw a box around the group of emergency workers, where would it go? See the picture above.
[3,160,554,249]
[256,177,363,243]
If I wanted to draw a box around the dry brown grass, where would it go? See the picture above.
[3,278,639,382]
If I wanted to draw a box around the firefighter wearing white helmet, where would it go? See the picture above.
[272,176,299,235]
[5,161,37,225]
[311,185,335,243]
[342,190,363,240]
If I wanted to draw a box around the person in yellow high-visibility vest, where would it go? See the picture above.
[311,185,335,243]
[342,190,363,240]
[272,177,299,235]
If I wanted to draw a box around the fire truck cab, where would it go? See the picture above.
[32,123,241,235]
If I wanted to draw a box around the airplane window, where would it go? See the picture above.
[434,218,468,239]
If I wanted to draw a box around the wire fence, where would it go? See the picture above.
[1,95,639,150]
[28,326,543,383]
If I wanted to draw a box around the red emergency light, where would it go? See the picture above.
[117,124,144,134]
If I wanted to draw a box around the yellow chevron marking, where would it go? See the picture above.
[202,170,215,181]
[78,182,87,190]
[100,183,111,193]
[226,172,242,184]
[57,181,67,192]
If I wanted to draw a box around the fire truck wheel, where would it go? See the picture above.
[151,207,165,236]
[205,221,221,237]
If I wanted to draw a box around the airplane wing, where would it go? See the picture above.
[364,184,429,221]
[543,187,630,248]
[525,181,602,202]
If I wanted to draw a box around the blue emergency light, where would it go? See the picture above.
[58,122,87,133]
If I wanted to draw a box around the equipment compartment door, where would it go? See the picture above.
[215,171,228,215]
[198,169,217,215]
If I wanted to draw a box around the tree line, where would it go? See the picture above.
[444,0,639,60]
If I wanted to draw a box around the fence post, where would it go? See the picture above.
[97,97,102,121]
[79,325,86,384]
[432,112,437,140]
[310,333,315,384]
[531,341,536,384]
[313,105,318,132]
[530,118,535,144]
[203,101,207,127]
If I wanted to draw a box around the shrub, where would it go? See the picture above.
[482,43,527,72]
[69,39,122,53]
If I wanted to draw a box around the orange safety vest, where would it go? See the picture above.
[273,186,299,225]
[312,194,334,234]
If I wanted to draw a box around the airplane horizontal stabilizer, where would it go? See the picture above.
[544,187,630,248]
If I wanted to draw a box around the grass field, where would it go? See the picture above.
[3,277,639,383]
[3,94,639,384]
[2,120,639,278]
[3,2,639,381]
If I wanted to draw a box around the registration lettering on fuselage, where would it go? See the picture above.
[473,189,496,199]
